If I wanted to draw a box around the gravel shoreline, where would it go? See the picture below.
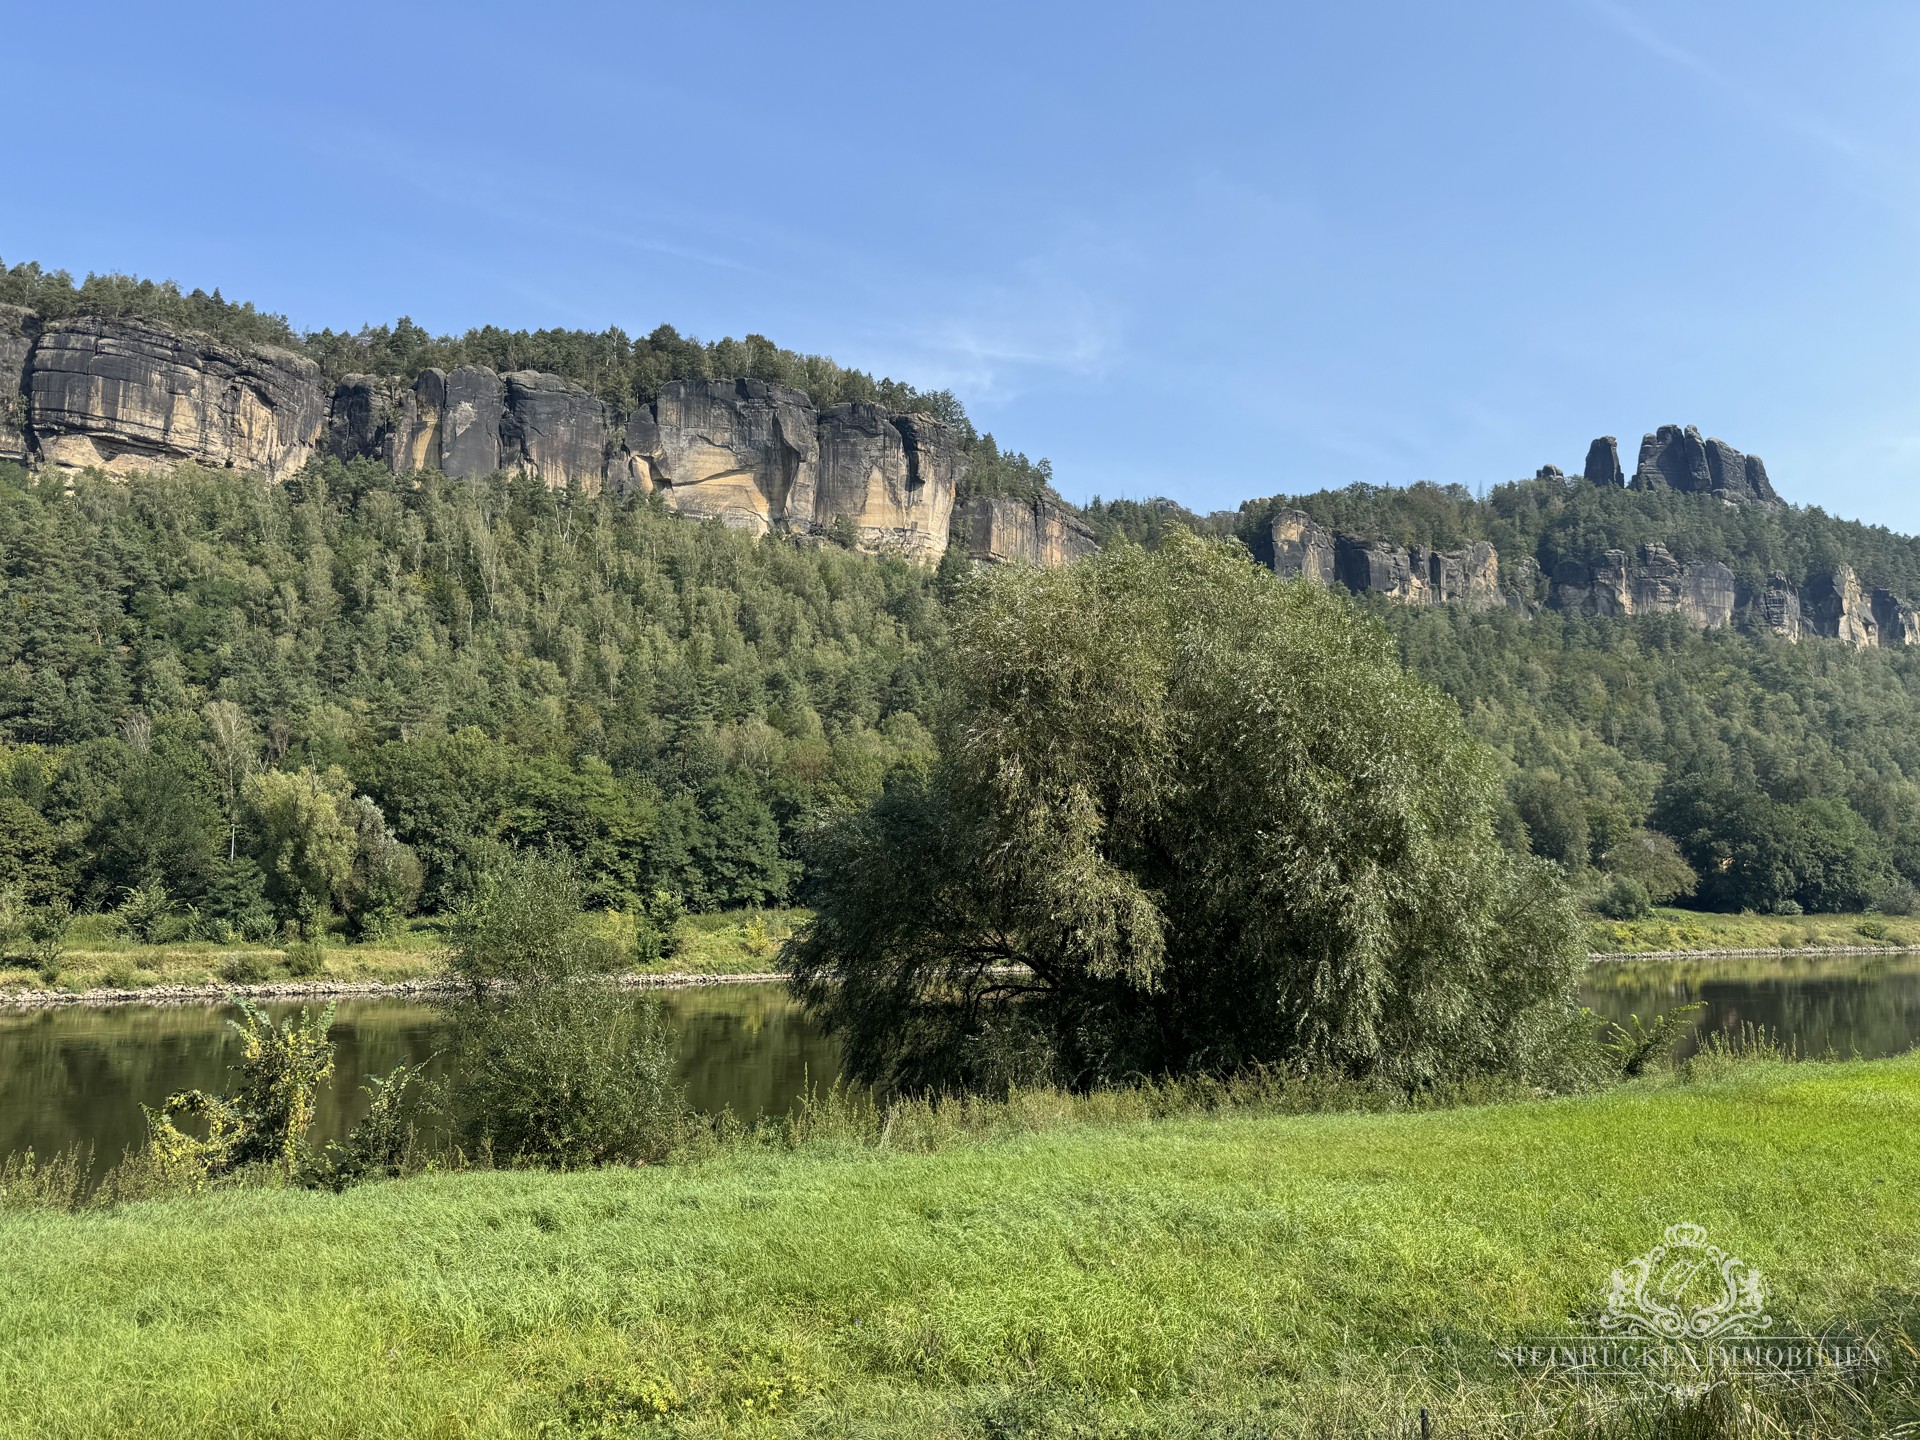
[0,971,788,1011]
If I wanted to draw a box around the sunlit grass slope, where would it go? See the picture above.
[2,1056,1918,1437]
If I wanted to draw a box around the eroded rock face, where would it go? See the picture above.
[1332,537,1500,609]
[1873,588,1920,647]
[439,366,506,479]
[1584,436,1624,487]
[1805,565,1878,647]
[1632,424,1777,503]
[625,379,819,533]
[962,494,1099,567]
[27,316,326,479]
[502,371,607,493]
[813,404,960,559]
[1758,575,1802,640]
[1255,509,1337,585]
[0,306,34,464]
[1549,543,1735,627]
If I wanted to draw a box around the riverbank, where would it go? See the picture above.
[0,908,806,1005]
[1,1054,1914,1437]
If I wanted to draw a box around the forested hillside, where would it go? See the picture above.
[0,458,945,939]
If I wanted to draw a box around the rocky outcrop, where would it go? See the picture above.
[1756,575,1802,640]
[1548,543,1736,628]
[1806,565,1877,647]
[1334,537,1501,609]
[1584,436,1624,487]
[962,494,1099,567]
[26,316,326,479]
[619,379,819,534]
[1256,511,1498,608]
[1873,589,1920,647]
[813,404,961,559]
[501,371,607,493]
[1632,424,1777,503]
[1255,509,1337,585]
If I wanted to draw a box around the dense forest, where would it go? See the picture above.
[5,455,1920,941]
[0,457,947,941]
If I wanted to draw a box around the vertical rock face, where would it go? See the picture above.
[1255,509,1337,585]
[626,379,820,533]
[0,306,35,464]
[962,494,1099,567]
[326,373,404,465]
[1806,566,1878,647]
[1758,575,1802,640]
[1260,518,1498,609]
[439,366,506,480]
[813,404,960,559]
[1583,436,1624,487]
[1549,544,1735,627]
[501,371,607,493]
[1632,424,1778,503]
[26,316,326,479]
[1633,424,1713,492]
[1872,588,1920,647]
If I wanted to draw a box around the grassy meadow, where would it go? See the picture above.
[0,910,810,996]
[3,1054,1918,1437]
[1586,906,1920,955]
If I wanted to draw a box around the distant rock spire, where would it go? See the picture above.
[1583,436,1624,487]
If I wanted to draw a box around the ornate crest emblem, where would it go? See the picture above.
[1598,1222,1771,1341]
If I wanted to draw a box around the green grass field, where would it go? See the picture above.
[0,910,811,995]
[1587,906,1920,954]
[3,1056,1917,1437]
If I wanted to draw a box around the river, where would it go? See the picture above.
[5,953,1919,1172]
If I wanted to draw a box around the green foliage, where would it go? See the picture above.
[0,461,939,925]
[446,984,686,1168]
[1600,1002,1705,1077]
[1595,874,1654,920]
[449,851,618,985]
[789,534,1586,1094]
[142,999,337,1185]
[313,1061,424,1189]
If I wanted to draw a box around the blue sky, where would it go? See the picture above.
[11,1,1920,529]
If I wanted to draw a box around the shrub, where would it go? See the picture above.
[282,940,326,978]
[117,883,172,943]
[446,985,686,1167]
[1595,875,1653,921]
[144,1000,337,1185]
[219,951,272,984]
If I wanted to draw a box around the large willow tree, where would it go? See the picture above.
[786,532,1584,1093]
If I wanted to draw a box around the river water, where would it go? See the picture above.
[4,954,1918,1170]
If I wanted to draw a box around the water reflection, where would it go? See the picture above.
[5,957,1919,1174]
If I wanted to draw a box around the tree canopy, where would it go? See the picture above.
[786,533,1586,1093]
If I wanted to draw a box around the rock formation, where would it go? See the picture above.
[618,379,819,533]
[1632,424,1777,503]
[961,494,1099,567]
[1255,509,1337,585]
[1756,575,1802,640]
[1546,542,1737,629]
[1873,589,1920,647]
[1805,565,1877,647]
[1583,436,1624,487]
[26,316,326,480]
[501,371,607,494]
[813,403,961,560]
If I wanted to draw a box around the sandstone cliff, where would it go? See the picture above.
[1255,509,1499,610]
[961,494,1099,567]
[1630,424,1778,504]
[27,316,326,480]
[814,403,961,560]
